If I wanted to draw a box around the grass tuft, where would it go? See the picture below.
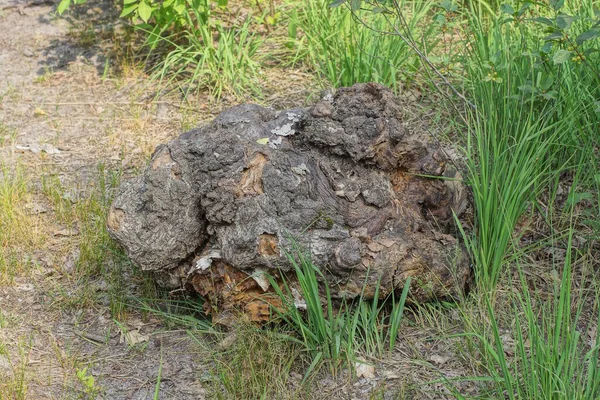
[143,9,263,99]
[0,163,45,283]
[200,323,305,400]
[0,338,31,400]
[297,0,437,91]
[269,239,411,376]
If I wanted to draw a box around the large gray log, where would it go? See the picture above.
[107,83,471,324]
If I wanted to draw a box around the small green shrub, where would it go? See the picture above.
[76,366,100,398]
[58,0,263,98]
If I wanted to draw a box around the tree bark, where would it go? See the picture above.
[107,83,471,324]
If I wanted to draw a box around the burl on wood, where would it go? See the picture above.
[107,83,471,325]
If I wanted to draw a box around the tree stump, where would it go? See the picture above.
[107,83,471,324]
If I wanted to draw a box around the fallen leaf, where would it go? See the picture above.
[63,249,80,274]
[218,332,237,350]
[251,268,270,292]
[17,283,34,292]
[355,360,375,379]
[120,329,149,346]
[39,143,60,154]
[430,354,449,365]
[15,144,41,154]
[289,371,302,381]
[588,325,597,348]
[25,203,48,214]
[0,356,11,377]
[292,287,307,310]
[382,370,401,379]
[15,143,60,155]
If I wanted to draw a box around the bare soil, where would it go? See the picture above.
[0,1,221,398]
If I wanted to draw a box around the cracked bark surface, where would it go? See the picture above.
[107,83,471,324]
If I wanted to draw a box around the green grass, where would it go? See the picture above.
[75,166,131,319]
[41,165,133,318]
[45,0,600,397]
[269,239,411,376]
[457,81,571,291]
[332,1,600,397]
[41,174,78,227]
[203,323,305,400]
[438,1,600,397]
[110,0,440,97]
[0,122,17,147]
[0,163,44,283]
[448,237,600,399]
[297,0,437,90]
[153,352,162,400]
[147,14,263,99]
[0,338,31,400]
[439,0,600,291]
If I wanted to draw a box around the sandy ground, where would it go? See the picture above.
[0,0,263,397]
[0,0,222,398]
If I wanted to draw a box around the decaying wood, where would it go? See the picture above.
[107,83,471,324]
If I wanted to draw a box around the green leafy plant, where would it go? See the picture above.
[76,366,100,398]
[119,0,217,46]
[125,0,264,98]
[56,0,87,15]
[58,0,262,98]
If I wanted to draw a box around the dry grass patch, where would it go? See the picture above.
[0,162,47,283]
[0,338,30,400]
[201,323,307,400]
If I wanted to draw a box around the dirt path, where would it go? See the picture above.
[0,1,219,398]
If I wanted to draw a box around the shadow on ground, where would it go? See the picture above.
[35,0,128,76]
